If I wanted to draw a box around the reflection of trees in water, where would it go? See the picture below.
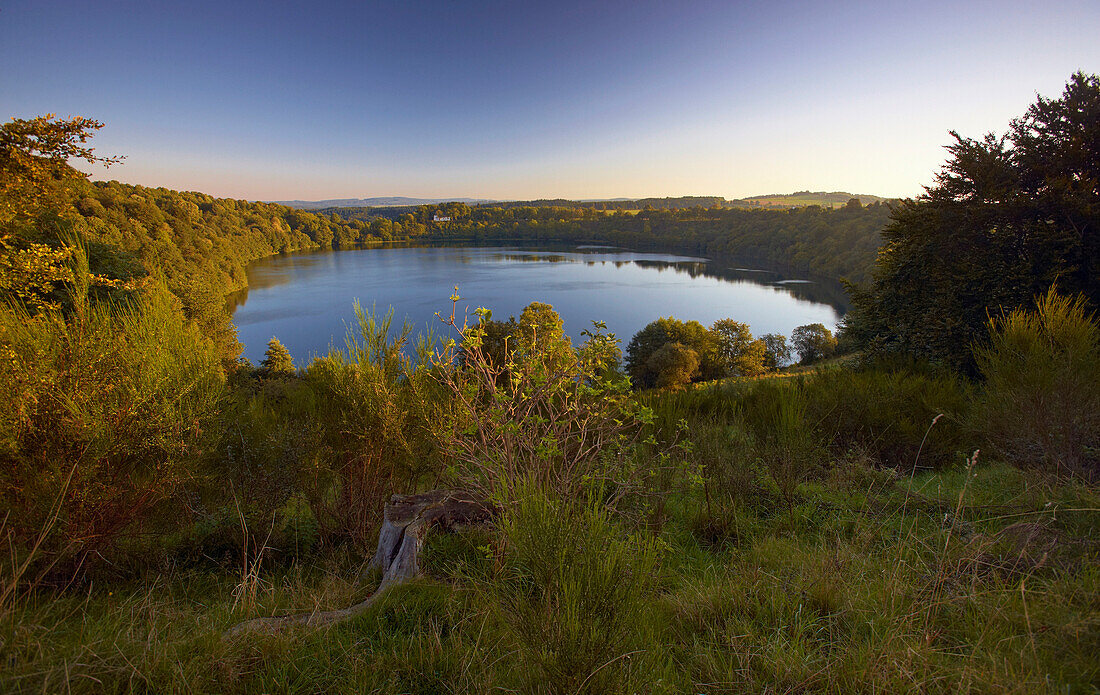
[225,286,249,311]
[493,251,850,309]
[632,259,709,278]
[495,253,570,263]
[230,241,851,315]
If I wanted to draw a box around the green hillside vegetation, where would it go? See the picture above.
[323,199,892,282]
[738,190,888,208]
[1,73,1097,694]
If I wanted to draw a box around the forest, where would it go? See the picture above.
[320,198,892,283]
[0,73,1097,694]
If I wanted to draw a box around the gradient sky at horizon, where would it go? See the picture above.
[3,0,1098,201]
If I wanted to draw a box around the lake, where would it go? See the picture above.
[228,242,846,365]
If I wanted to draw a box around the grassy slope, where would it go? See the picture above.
[4,458,1096,694]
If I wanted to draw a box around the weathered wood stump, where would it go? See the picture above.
[225,489,495,637]
[368,488,496,590]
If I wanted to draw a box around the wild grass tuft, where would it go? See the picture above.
[974,288,1100,479]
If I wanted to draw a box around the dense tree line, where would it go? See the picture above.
[624,317,838,390]
[326,199,891,282]
[2,167,411,359]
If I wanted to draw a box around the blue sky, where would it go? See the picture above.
[3,0,1097,200]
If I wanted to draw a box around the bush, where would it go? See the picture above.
[303,303,444,549]
[205,373,321,560]
[0,285,223,583]
[688,417,773,545]
[730,363,969,473]
[974,288,1100,479]
[437,302,646,505]
[804,364,970,470]
[748,384,827,509]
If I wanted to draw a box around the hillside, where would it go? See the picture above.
[730,191,890,208]
[272,196,499,209]
[276,193,889,212]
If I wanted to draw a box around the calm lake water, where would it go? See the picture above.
[229,243,846,365]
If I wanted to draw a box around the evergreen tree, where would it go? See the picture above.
[261,337,294,375]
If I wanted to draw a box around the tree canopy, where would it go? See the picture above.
[843,72,1099,371]
[709,319,765,377]
[791,323,838,365]
[626,316,778,389]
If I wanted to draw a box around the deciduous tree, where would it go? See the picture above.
[791,323,837,364]
[710,319,765,376]
[761,333,792,370]
[647,342,699,390]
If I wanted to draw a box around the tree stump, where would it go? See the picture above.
[225,489,495,637]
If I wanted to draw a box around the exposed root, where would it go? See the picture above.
[224,489,496,638]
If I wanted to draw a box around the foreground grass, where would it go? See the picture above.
[3,460,1096,694]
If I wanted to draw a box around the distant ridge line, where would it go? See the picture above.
[272,191,890,210]
[270,196,499,209]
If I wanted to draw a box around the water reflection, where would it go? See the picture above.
[231,243,850,311]
[228,241,849,364]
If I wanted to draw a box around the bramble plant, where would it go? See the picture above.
[433,290,672,508]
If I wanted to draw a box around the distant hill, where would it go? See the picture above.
[729,191,889,209]
[272,196,500,209]
[276,192,889,211]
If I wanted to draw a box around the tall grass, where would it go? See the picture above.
[489,485,664,694]
[974,288,1099,479]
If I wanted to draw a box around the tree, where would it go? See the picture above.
[625,316,716,389]
[516,302,571,359]
[710,319,765,377]
[1,115,123,310]
[791,323,837,364]
[844,73,1100,371]
[261,337,294,375]
[761,333,792,370]
[647,342,699,390]
[1,114,122,225]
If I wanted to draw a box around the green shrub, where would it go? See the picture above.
[804,364,970,470]
[974,288,1100,478]
[203,375,321,561]
[750,384,826,509]
[689,418,773,545]
[304,303,445,549]
[0,284,223,584]
[437,302,646,506]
